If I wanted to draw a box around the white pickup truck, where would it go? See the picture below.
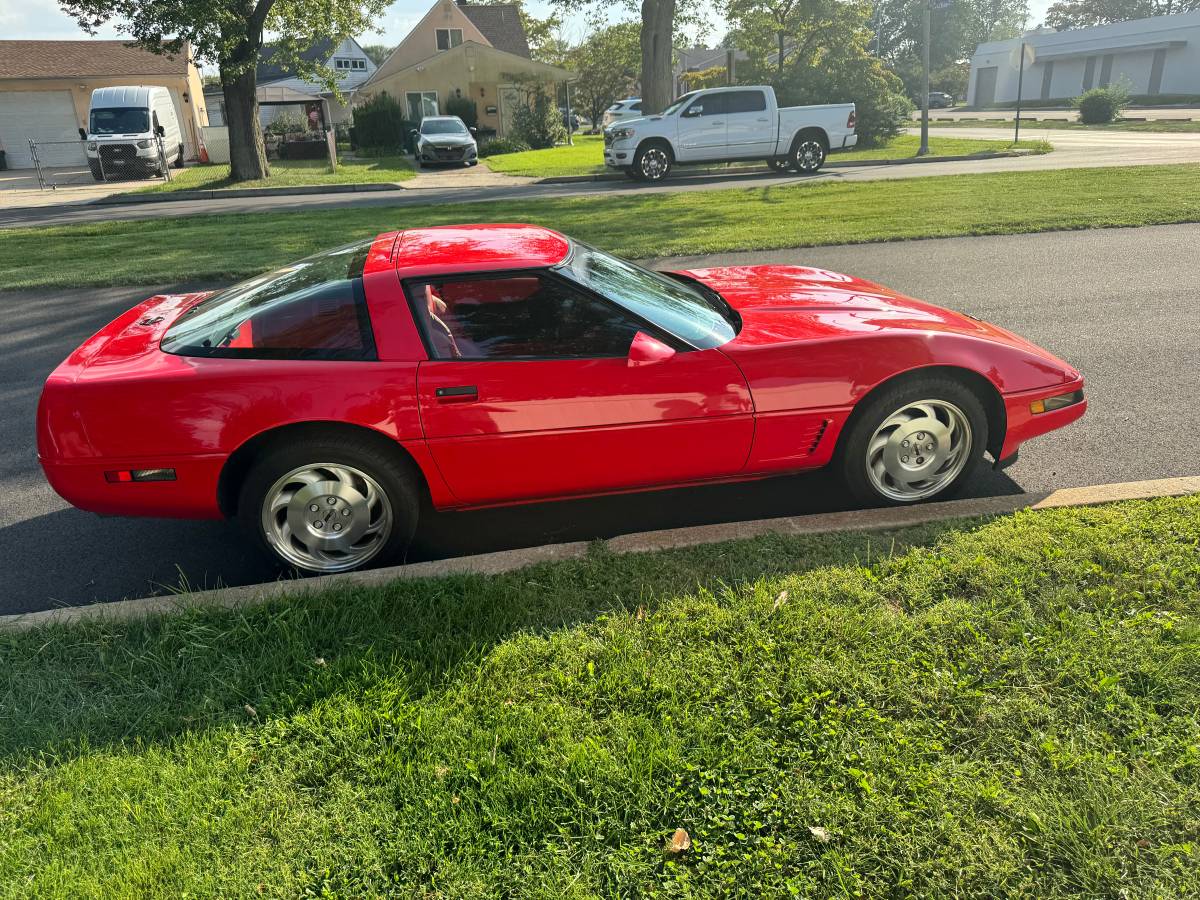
[603,85,856,182]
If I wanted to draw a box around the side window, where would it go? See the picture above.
[161,239,377,360]
[725,90,767,113]
[408,273,643,360]
[152,111,160,131]
[689,93,727,117]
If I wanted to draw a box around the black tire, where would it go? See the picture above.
[791,132,828,173]
[88,159,104,182]
[767,157,793,173]
[632,141,672,182]
[173,144,185,168]
[236,434,420,574]
[835,374,989,507]
[624,167,643,181]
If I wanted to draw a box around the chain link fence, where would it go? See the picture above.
[27,136,197,189]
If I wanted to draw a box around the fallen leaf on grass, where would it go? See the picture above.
[808,826,832,843]
[244,704,258,720]
[773,590,789,611]
[667,828,691,854]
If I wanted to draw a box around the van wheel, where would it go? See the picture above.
[633,141,672,182]
[88,159,104,182]
[173,143,184,168]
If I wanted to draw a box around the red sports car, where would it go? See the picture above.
[38,224,1086,574]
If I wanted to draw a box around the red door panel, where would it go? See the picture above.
[417,350,753,504]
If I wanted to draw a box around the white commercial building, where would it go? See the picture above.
[967,11,1200,106]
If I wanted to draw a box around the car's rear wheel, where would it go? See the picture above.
[836,375,988,506]
[633,141,672,182]
[238,436,419,574]
[791,134,827,174]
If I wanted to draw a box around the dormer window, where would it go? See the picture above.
[436,28,463,51]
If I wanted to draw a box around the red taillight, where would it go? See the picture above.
[105,468,176,483]
[847,110,856,129]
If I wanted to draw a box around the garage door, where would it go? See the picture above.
[0,90,85,169]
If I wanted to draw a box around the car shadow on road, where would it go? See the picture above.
[4,466,1026,616]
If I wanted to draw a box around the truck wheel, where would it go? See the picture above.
[88,159,104,182]
[791,135,827,174]
[633,142,672,182]
[624,167,643,181]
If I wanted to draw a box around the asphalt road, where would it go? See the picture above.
[3,127,1198,230]
[4,223,1198,614]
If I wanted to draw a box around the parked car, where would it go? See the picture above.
[603,86,856,181]
[39,224,1086,575]
[928,92,955,108]
[411,115,478,168]
[601,98,642,129]
[83,85,183,181]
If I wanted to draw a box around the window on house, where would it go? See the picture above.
[333,58,367,70]
[406,91,439,121]
[436,28,463,51]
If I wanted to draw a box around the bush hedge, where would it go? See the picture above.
[1075,86,1128,124]
[352,92,414,152]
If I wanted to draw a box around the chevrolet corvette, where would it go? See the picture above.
[38,224,1086,573]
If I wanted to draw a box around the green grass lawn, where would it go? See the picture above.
[131,154,416,193]
[3,496,1199,896]
[483,133,1049,178]
[2,163,1199,291]
[927,118,1200,133]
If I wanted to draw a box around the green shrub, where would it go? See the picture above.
[352,92,414,152]
[444,95,478,129]
[1075,85,1128,124]
[478,137,531,157]
[511,92,566,149]
[773,53,912,147]
[265,111,306,135]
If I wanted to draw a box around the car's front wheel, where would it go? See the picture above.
[238,436,419,574]
[633,141,672,182]
[836,375,988,506]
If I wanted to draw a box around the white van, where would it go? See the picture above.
[84,85,184,181]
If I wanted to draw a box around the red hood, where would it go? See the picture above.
[679,265,1041,349]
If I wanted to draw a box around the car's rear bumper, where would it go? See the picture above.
[998,377,1087,462]
[40,455,226,519]
[840,134,858,150]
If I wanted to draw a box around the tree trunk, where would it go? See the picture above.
[639,0,676,115]
[778,31,786,76]
[221,66,269,182]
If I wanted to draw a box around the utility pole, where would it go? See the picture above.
[918,0,930,155]
[1014,41,1027,144]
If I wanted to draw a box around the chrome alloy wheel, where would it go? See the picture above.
[261,463,393,572]
[793,139,825,172]
[865,399,973,502]
[639,146,670,180]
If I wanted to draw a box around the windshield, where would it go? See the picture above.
[161,238,375,359]
[421,119,467,135]
[661,93,697,116]
[557,242,738,349]
[89,107,149,135]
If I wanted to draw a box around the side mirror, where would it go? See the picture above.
[78,127,86,140]
[469,126,477,134]
[410,128,420,138]
[155,124,165,137]
[682,105,702,118]
[627,331,676,367]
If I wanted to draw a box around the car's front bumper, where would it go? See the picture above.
[998,376,1087,463]
[603,140,634,168]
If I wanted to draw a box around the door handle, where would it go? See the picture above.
[435,385,478,402]
[756,117,769,122]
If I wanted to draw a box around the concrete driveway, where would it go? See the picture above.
[5,126,1200,230]
[3,223,1198,614]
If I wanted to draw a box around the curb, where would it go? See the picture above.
[3,475,1197,633]
[92,181,405,205]
[533,150,1040,184]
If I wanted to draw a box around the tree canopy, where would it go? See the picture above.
[1045,0,1198,29]
[568,22,642,126]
